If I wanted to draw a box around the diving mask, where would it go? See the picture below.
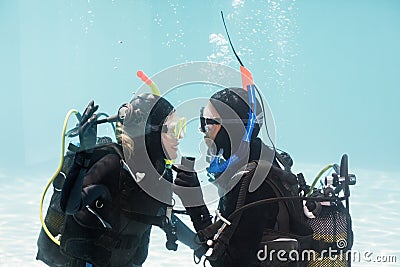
[161,116,187,139]
[199,106,250,134]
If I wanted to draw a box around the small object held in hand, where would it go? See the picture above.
[172,156,196,173]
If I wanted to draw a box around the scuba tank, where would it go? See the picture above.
[302,154,355,267]
[36,150,74,266]
[197,154,356,267]
[37,109,81,266]
[37,108,116,266]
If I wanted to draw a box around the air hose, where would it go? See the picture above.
[39,109,79,245]
[306,164,334,197]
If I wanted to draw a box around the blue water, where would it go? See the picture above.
[1,0,399,266]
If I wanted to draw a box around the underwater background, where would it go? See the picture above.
[0,0,399,266]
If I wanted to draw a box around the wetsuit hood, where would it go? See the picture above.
[209,87,262,160]
[122,93,174,172]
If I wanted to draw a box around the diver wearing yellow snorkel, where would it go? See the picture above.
[37,67,195,266]
[58,94,181,267]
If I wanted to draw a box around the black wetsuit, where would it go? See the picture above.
[60,145,165,267]
[208,138,280,267]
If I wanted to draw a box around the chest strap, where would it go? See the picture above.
[203,162,258,261]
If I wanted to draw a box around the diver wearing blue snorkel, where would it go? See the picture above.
[174,86,286,266]
[170,11,285,265]
[171,12,355,267]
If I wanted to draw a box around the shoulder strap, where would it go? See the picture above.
[104,143,124,159]
[68,142,124,159]
[87,143,124,168]
[206,161,258,261]
[207,160,308,260]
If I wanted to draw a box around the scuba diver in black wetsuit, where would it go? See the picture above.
[169,14,313,266]
[59,93,186,267]
[173,87,292,267]
[175,85,356,266]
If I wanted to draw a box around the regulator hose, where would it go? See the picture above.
[39,109,79,245]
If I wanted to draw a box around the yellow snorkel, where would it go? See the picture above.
[137,70,161,96]
[137,70,179,168]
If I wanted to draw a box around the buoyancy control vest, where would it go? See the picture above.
[37,142,169,267]
[36,150,75,266]
[199,160,353,267]
[256,161,314,267]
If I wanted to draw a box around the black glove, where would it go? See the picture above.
[174,171,200,188]
[279,151,293,171]
[174,171,212,231]
[174,171,203,207]
[79,100,98,152]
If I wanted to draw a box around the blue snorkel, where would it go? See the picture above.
[207,12,258,177]
[244,84,257,142]
[207,86,257,175]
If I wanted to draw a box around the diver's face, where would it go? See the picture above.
[161,112,184,160]
[202,102,222,148]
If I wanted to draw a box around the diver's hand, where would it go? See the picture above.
[79,100,98,152]
[173,171,204,207]
[174,171,200,188]
[174,171,212,231]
